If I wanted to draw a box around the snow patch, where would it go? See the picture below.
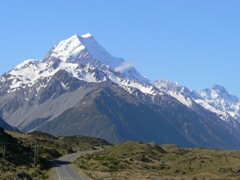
[169,91,193,108]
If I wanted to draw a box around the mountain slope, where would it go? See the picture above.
[35,81,192,146]
[0,116,16,130]
[35,80,240,149]
[1,34,240,149]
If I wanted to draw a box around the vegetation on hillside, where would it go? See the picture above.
[3,126,240,180]
[74,141,240,180]
[0,128,110,179]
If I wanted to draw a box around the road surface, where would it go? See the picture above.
[55,152,87,180]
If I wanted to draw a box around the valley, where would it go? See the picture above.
[1,0,240,178]
[1,129,240,179]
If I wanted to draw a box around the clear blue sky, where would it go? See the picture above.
[1,1,240,96]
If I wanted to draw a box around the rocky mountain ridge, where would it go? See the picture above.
[154,80,240,124]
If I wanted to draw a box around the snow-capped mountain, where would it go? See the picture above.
[154,80,197,108]
[1,33,240,149]
[3,59,107,93]
[154,80,240,123]
[197,85,240,122]
[0,33,157,130]
[43,33,150,85]
[1,34,154,96]
[43,33,123,68]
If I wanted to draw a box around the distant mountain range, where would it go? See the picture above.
[1,33,240,149]
[154,80,240,124]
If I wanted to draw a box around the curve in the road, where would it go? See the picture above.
[55,152,86,180]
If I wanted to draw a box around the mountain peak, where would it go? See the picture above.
[212,84,227,93]
[154,80,180,91]
[43,33,125,69]
[43,34,84,62]
[198,84,239,103]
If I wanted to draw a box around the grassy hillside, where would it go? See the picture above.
[0,128,110,179]
[3,127,240,180]
[74,141,240,180]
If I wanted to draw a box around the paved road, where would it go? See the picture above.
[55,152,87,180]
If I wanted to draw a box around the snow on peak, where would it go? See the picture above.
[44,33,124,70]
[7,59,109,92]
[212,84,226,90]
[154,80,196,97]
[154,81,240,122]
[154,80,194,108]
[47,34,85,62]
[188,85,240,122]
[41,33,150,86]
[212,84,229,96]
[4,33,152,95]
[198,84,239,102]
[78,34,124,68]
[154,80,180,91]
[15,59,38,69]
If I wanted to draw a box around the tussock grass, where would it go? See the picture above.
[74,141,240,179]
